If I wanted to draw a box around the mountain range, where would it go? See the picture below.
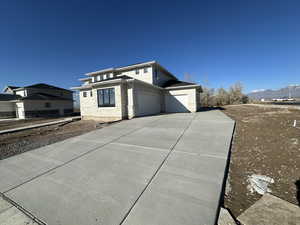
[247,85,300,100]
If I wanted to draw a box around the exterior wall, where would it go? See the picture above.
[152,66,174,87]
[164,88,197,112]
[16,102,25,119]
[79,83,124,121]
[117,66,153,84]
[22,100,73,118]
[15,90,27,97]
[0,101,16,118]
[133,82,163,117]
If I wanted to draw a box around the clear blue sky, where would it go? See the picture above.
[1,0,299,93]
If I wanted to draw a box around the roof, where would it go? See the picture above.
[15,83,72,92]
[84,60,178,82]
[71,75,133,90]
[19,93,72,101]
[7,86,20,90]
[0,94,21,101]
[162,80,197,88]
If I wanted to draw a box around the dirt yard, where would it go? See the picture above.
[0,119,111,160]
[222,105,300,218]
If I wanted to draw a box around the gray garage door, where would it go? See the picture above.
[136,91,161,116]
[165,94,189,113]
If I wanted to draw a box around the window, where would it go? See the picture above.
[97,88,115,107]
[45,102,51,108]
[83,91,87,97]
[97,75,101,81]
[90,91,93,97]
[135,69,139,75]
[144,67,148,73]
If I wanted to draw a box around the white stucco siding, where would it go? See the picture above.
[15,90,27,97]
[79,83,124,121]
[133,83,162,117]
[165,88,197,113]
[117,66,153,84]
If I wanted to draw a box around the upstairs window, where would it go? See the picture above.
[83,91,87,97]
[97,75,101,81]
[135,69,139,75]
[97,88,115,107]
[90,91,93,97]
[144,67,148,73]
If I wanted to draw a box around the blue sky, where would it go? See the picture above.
[0,0,299,93]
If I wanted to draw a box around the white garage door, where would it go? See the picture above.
[165,94,189,113]
[136,91,161,116]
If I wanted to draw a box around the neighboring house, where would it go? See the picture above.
[1,83,73,119]
[72,61,202,121]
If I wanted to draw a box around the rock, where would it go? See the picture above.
[218,208,237,225]
[247,174,274,195]
[237,194,300,225]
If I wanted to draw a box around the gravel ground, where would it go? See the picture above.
[0,120,112,160]
[222,105,300,218]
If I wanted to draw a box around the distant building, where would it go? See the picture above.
[1,83,73,119]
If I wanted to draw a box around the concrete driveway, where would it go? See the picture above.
[0,110,234,225]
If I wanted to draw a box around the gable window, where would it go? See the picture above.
[135,69,139,75]
[97,88,115,107]
[144,67,148,73]
[45,102,51,108]
[83,91,87,97]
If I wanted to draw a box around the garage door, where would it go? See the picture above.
[136,91,161,116]
[165,94,189,113]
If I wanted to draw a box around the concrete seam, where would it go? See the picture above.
[0,194,46,225]
[2,117,163,194]
[119,114,197,225]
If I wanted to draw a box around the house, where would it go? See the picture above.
[72,61,202,121]
[1,83,74,119]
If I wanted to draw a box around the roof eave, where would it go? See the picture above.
[164,84,202,90]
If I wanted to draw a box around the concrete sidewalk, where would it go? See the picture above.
[0,116,81,135]
[0,110,234,225]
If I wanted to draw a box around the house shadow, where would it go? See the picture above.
[295,179,300,206]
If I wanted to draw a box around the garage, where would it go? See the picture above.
[165,94,189,113]
[136,91,161,116]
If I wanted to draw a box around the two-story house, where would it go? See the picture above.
[72,61,202,121]
[2,83,73,119]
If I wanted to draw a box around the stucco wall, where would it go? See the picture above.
[153,66,174,87]
[117,66,153,84]
[165,88,197,112]
[79,83,124,121]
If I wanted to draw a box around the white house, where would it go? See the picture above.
[1,83,73,119]
[72,61,202,121]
